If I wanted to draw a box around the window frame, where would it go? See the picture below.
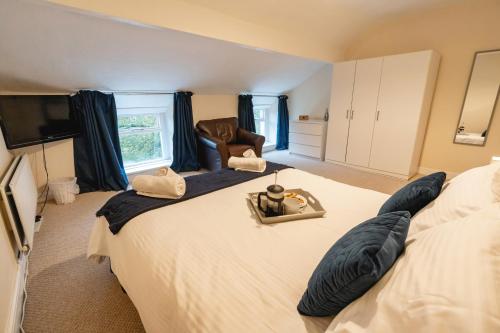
[117,111,166,168]
[116,107,172,171]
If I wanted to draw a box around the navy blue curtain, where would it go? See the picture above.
[70,90,128,193]
[276,95,289,150]
[238,95,256,132]
[171,91,200,172]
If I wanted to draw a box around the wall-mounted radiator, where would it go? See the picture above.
[1,154,38,255]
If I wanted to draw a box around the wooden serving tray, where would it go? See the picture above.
[248,188,326,224]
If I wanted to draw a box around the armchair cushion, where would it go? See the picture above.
[197,132,226,150]
[196,117,238,144]
[227,144,253,157]
[237,128,265,157]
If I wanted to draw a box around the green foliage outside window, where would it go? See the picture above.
[118,114,158,129]
[118,114,163,166]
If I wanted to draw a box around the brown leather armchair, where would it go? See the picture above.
[195,117,265,170]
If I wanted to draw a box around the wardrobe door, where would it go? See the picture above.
[325,61,356,163]
[369,51,433,175]
[345,57,383,167]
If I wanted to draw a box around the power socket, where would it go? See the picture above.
[35,215,43,232]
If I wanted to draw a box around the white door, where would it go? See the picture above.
[369,51,433,175]
[346,57,383,167]
[325,61,356,162]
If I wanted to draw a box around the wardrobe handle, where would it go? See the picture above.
[345,109,349,119]
[350,110,354,120]
[376,110,380,121]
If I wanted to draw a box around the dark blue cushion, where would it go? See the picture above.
[297,211,410,317]
[378,172,446,216]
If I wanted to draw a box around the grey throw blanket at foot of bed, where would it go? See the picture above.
[97,162,291,234]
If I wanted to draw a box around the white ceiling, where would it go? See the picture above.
[0,0,327,94]
[179,0,466,51]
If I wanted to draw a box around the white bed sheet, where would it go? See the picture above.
[87,168,389,333]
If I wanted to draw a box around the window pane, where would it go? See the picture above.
[118,114,159,129]
[254,108,266,136]
[260,120,266,138]
[255,120,261,135]
[119,131,162,166]
[255,108,265,120]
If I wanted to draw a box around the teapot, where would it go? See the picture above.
[257,171,285,216]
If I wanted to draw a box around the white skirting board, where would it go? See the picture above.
[8,253,27,333]
[326,159,457,180]
[418,166,458,179]
[326,159,412,180]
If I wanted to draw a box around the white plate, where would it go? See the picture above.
[284,192,308,208]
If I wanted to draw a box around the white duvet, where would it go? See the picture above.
[88,168,389,333]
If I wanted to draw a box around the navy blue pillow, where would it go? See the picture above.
[378,172,446,217]
[297,211,410,317]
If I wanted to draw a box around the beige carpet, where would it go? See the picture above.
[23,151,410,332]
[24,192,146,333]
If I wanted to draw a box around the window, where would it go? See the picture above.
[254,106,267,138]
[115,94,173,171]
[118,113,166,166]
[253,101,277,148]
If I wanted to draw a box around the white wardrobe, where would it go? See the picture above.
[325,50,440,179]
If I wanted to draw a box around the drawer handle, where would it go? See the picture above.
[376,110,380,121]
[350,110,354,120]
[345,109,349,119]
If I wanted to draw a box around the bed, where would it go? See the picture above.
[87,164,500,333]
[88,167,389,332]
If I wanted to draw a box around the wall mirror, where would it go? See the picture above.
[454,49,500,146]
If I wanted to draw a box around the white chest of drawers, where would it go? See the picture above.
[289,120,327,160]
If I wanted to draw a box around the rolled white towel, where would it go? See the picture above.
[228,156,266,173]
[242,148,257,158]
[132,167,186,199]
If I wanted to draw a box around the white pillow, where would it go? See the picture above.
[408,163,500,235]
[326,204,500,333]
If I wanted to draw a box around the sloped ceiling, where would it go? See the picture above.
[179,0,465,53]
[45,0,469,62]
[0,0,327,94]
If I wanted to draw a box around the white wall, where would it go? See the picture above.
[20,140,75,190]
[192,95,237,124]
[0,128,18,332]
[287,64,332,121]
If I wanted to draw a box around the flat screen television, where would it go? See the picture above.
[0,95,80,149]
